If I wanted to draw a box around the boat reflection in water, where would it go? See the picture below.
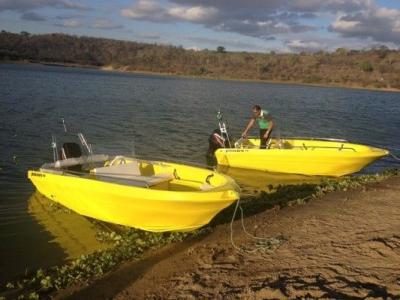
[217,165,324,193]
[28,192,108,260]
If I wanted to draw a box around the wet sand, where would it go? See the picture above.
[60,176,400,299]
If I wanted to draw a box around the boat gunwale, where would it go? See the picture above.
[28,167,240,199]
[218,137,389,158]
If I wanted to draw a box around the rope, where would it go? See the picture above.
[230,198,285,254]
[389,152,400,162]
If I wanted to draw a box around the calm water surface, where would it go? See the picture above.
[1,63,399,285]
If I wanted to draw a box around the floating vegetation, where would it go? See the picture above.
[212,169,399,225]
[46,201,72,214]
[1,226,208,299]
[314,170,398,196]
[1,169,398,299]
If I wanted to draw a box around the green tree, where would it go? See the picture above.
[360,61,374,72]
[216,46,226,53]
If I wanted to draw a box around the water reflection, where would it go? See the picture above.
[217,166,324,193]
[28,192,107,260]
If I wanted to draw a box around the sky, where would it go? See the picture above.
[1,0,400,52]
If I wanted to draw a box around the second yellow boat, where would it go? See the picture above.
[215,137,388,177]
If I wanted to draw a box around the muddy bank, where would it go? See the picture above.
[59,175,400,299]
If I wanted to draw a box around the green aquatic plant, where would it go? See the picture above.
[47,201,72,214]
[28,292,39,300]
[5,283,14,290]
[213,169,398,225]
[1,226,206,299]
[314,169,398,198]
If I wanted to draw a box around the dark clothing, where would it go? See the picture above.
[259,129,271,149]
[207,129,226,156]
[206,128,228,166]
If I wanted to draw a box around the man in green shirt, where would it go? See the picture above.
[241,104,274,149]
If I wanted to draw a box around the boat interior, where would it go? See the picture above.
[41,136,220,192]
[235,137,375,152]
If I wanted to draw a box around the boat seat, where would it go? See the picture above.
[92,161,142,177]
[200,183,213,191]
[92,163,174,187]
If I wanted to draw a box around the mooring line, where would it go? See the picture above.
[389,152,400,162]
[230,198,285,254]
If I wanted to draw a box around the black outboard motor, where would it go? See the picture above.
[207,128,226,157]
[206,110,232,160]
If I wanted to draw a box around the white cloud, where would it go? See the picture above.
[165,0,400,46]
[7,0,400,51]
[168,6,217,22]
[329,4,400,44]
[60,0,89,11]
[55,18,82,27]
[331,19,360,31]
[288,0,371,12]
[121,0,317,40]
[121,0,218,23]
[121,0,166,20]
[286,39,325,52]
[0,0,90,12]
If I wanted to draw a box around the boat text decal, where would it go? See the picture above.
[31,172,46,178]
[225,149,250,153]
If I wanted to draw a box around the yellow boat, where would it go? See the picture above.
[217,165,324,191]
[215,137,389,177]
[28,130,239,232]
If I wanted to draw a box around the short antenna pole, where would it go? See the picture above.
[61,117,67,133]
[51,134,57,162]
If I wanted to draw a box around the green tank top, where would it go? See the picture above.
[256,109,270,129]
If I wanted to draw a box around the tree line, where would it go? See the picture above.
[1,30,400,90]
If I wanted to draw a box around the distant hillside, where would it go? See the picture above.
[1,30,400,90]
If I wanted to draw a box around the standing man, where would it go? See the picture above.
[241,105,274,149]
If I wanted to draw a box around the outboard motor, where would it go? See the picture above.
[59,142,82,160]
[206,110,232,159]
[207,128,226,157]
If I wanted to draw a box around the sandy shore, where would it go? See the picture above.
[2,60,400,93]
[57,175,400,299]
[100,65,400,94]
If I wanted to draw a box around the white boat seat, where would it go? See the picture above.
[92,161,142,177]
[92,163,174,187]
[199,183,213,191]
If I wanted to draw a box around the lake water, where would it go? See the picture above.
[1,63,399,285]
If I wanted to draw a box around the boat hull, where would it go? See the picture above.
[215,138,388,177]
[28,164,239,232]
